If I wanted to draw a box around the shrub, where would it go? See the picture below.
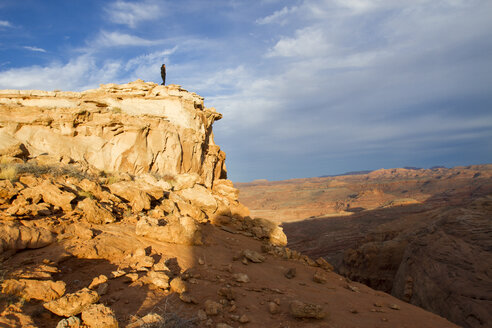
[137,299,196,328]
[14,163,93,180]
[78,190,94,199]
[106,175,122,185]
[0,165,18,181]
[140,312,196,328]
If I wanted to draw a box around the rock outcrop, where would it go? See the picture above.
[0,81,226,186]
[0,81,284,249]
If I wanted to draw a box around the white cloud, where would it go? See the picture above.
[92,31,164,47]
[125,48,177,70]
[0,56,122,91]
[123,48,178,82]
[0,20,12,28]
[23,46,47,53]
[105,0,163,28]
[266,27,332,58]
[332,0,379,14]
[256,6,298,25]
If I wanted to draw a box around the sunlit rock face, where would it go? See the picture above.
[0,80,226,187]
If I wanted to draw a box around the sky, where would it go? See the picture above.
[1,0,491,182]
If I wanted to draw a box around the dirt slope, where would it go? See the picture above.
[1,216,458,328]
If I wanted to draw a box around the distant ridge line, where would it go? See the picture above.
[319,166,449,178]
[319,170,373,177]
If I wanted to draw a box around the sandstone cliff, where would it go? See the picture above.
[0,80,225,187]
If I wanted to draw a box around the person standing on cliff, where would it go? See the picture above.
[161,64,166,85]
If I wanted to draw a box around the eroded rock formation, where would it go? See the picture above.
[0,80,225,187]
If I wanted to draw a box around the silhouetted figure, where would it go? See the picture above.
[161,64,166,85]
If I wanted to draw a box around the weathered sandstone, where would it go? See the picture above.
[81,303,118,328]
[1,279,65,301]
[43,288,100,317]
[0,81,226,186]
[0,222,54,254]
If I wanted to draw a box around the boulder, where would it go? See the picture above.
[173,173,200,191]
[212,179,239,200]
[174,200,206,223]
[249,218,287,246]
[126,313,164,328]
[29,180,76,212]
[242,249,265,263]
[289,300,326,319]
[268,302,280,314]
[133,179,165,200]
[81,304,118,328]
[0,223,54,255]
[315,257,334,272]
[217,287,235,301]
[77,197,115,224]
[269,225,288,246]
[204,300,222,316]
[109,181,151,212]
[65,223,94,240]
[0,179,18,202]
[77,179,104,199]
[0,131,28,158]
[177,184,218,214]
[135,216,202,245]
[313,269,328,284]
[284,268,296,279]
[2,279,66,301]
[232,273,250,283]
[170,277,187,294]
[56,316,82,328]
[43,288,99,317]
[6,199,51,217]
[88,275,108,290]
[147,270,170,289]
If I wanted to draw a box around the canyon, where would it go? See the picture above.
[237,166,492,328]
[0,81,460,327]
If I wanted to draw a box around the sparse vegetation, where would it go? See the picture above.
[100,170,129,185]
[78,190,94,199]
[150,172,176,187]
[15,163,92,180]
[137,302,196,328]
[111,106,122,114]
[140,312,196,328]
[106,175,122,185]
[0,161,95,181]
[0,164,18,181]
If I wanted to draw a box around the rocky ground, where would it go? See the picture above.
[237,166,492,328]
[0,159,459,328]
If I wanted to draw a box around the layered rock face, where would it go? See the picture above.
[0,80,225,187]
